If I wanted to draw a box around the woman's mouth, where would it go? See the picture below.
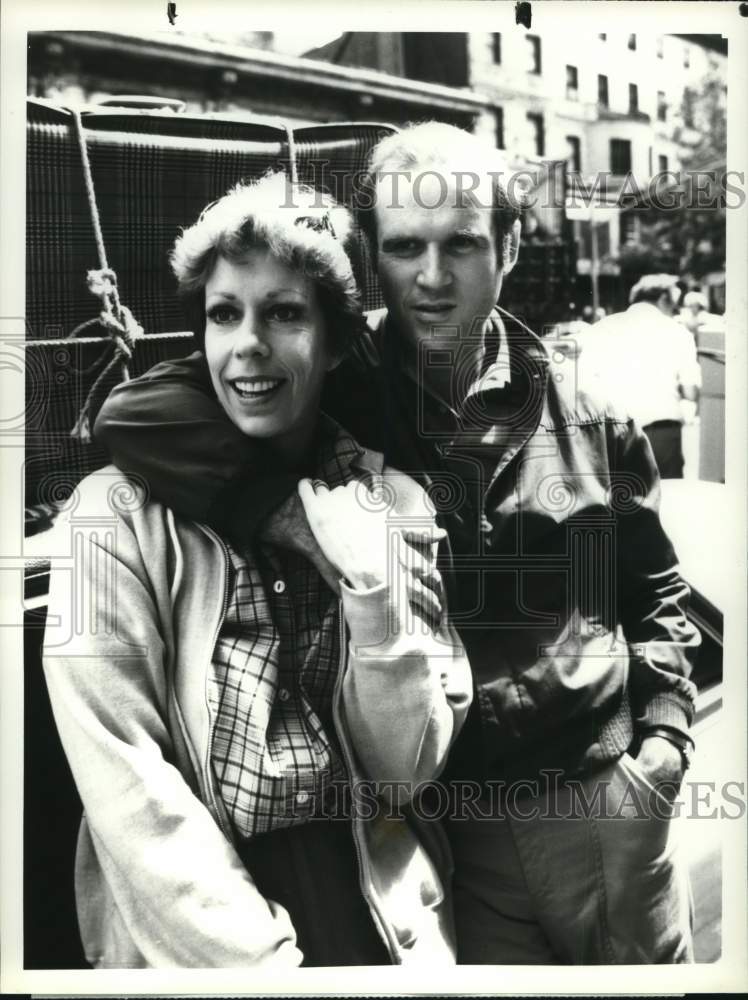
[229,377,285,401]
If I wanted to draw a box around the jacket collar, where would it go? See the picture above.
[379,308,548,404]
[316,413,384,480]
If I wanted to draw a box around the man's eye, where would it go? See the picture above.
[382,239,420,257]
[449,235,478,253]
[268,304,303,323]
[206,305,239,325]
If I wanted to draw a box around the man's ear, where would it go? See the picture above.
[657,291,672,313]
[502,219,522,276]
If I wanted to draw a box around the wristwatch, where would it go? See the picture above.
[641,726,694,771]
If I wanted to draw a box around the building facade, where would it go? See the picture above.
[27,30,493,133]
[27,28,725,316]
[309,30,726,310]
[468,30,726,304]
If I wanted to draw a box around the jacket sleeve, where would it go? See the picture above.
[42,496,303,968]
[612,419,700,737]
[94,324,385,545]
[338,471,472,801]
[93,352,297,544]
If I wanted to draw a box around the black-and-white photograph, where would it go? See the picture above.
[2,1,746,995]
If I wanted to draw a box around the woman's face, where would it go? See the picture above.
[204,251,337,464]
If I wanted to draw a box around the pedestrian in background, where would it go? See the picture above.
[576,274,701,478]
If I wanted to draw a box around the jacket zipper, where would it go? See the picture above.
[192,525,400,956]
[197,523,233,840]
[331,604,401,962]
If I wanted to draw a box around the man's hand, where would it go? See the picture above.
[298,478,446,627]
[635,735,686,805]
[258,492,342,595]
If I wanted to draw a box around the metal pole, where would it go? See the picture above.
[590,215,600,315]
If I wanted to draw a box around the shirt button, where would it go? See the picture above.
[273,579,286,594]
[277,687,290,702]
[296,790,310,805]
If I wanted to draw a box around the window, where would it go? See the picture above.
[492,33,502,64]
[526,112,545,156]
[525,35,542,74]
[566,135,581,173]
[495,106,505,149]
[566,64,579,100]
[657,91,667,122]
[656,35,664,59]
[658,154,669,174]
[598,73,609,108]
[628,83,639,114]
[628,34,637,51]
[620,212,638,246]
[598,220,611,257]
[610,138,632,174]
[579,220,611,259]
[683,45,690,68]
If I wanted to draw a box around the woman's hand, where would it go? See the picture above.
[298,478,445,624]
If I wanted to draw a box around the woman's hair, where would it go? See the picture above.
[171,171,363,355]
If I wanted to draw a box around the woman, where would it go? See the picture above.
[42,173,472,969]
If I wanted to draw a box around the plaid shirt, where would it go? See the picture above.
[208,422,365,840]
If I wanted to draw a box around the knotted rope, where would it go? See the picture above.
[67,109,144,443]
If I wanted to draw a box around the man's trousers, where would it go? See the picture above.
[445,752,694,964]
[643,419,685,479]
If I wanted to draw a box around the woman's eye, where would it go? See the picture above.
[206,305,239,325]
[268,304,303,323]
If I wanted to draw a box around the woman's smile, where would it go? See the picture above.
[228,376,286,402]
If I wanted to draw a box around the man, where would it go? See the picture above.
[576,274,701,479]
[95,123,699,964]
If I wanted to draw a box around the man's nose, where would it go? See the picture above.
[416,246,451,290]
[234,314,271,358]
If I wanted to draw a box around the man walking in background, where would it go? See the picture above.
[576,274,701,478]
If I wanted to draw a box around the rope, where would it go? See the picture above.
[71,111,110,276]
[68,110,144,443]
[31,330,193,348]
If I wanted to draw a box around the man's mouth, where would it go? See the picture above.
[229,377,285,401]
[412,302,456,317]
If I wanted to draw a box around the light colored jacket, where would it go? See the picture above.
[42,455,472,969]
[575,301,702,427]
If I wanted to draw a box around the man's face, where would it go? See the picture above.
[374,172,505,361]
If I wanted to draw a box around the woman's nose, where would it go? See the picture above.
[234,315,271,358]
[416,247,450,290]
